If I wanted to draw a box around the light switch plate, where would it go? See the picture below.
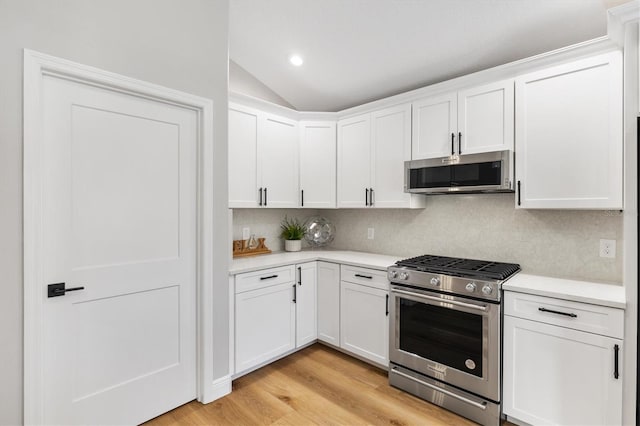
[242,227,250,240]
[367,228,374,240]
[599,239,616,258]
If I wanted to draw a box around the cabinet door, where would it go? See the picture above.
[299,121,336,208]
[317,262,340,346]
[457,79,514,155]
[235,282,296,374]
[411,93,457,160]
[340,281,389,366]
[337,114,371,207]
[228,104,259,207]
[371,104,412,208]
[260,113,299,208]
[503,315,622,426]
[515,52,623,209]
[295,262,317,347]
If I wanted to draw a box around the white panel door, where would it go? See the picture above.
[235,282,296,373]
[317,262,340,346]
[295,262,317,347]
[340,282,389,366]
[515,52,623,209]
[337,114,371,207]
[260,113,299,208]
[504,316,622,426]
[299,121,337,208]
[229,104,259,207]
[371,104,412,207]
[411,93,457,159]
[41,74,196,425]
[458,79,514,155]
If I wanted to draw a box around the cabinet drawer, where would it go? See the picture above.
[504,291,624,339]
[235,265,295,294]
[340,264,388,290]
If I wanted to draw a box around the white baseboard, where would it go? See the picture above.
[201,375,232,404]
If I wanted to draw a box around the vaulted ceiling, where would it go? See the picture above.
[230,0,627,112]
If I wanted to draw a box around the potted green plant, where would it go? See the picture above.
[280,215,305,252]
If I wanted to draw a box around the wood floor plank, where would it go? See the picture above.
[144,344,490,425]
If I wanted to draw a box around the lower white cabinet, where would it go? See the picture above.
[503,291,623,426]
[317,262,340,346]
[340,266,389,367]
[295,262,317,347]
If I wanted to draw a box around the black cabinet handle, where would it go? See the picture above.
[264,187,268,206]
[297,266,302,285]
[355,274,373,279]
[258,187,263,206]
[614,344,620,379]
[517,181,521,206]
[293,283,297,303]
[260,274,278,281]
[386,294,389,316]
[451,133,455,155]
[47,282,85,298]
[370,188,374,206]
[458,132,462,155]
[538,307,577,318]
[365,188,369,206]
[301,190,304,207]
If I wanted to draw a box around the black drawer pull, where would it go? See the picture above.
[260,275,278,281]
[386,294,389,316]
[538,307,577,318]
[614,344,619,379]
[355,274,373,279]
[293,283,297,303]
[297,267,302,285]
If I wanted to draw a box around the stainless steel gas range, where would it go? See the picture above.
[387,255,520,426]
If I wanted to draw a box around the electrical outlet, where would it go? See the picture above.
[242,227,250,240]
[367,228,374,240]
[599,239,616,258]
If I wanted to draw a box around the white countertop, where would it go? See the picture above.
[503,273,626,309]
[229,249,401,275]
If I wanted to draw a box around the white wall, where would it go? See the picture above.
[0,1,229,424]
[230,60,295,108]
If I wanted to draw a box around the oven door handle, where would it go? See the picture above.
[390,367,487,410]
[391,288,488,312]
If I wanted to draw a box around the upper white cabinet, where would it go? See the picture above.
[514,52,623,209]
[229,103,299,208]
[299,121,337,208]
[337,104,426,208]
[412,79,514,159]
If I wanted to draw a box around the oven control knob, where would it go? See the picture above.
[430,277,440,286]
[465,282,477,292]
[399,272,409,280]
[389,270,398,279]
[481,285,493,295]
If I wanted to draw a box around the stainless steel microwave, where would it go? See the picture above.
[404,150,514,194]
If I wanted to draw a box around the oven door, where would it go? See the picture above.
[389,284,501,402]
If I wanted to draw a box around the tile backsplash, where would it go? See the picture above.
[232,194,623,283]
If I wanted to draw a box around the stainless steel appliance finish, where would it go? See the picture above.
[388,255,520,426]
[404,150,513,194]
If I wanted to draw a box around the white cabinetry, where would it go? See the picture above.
[514,52,623,209]
[339,265,389,366]
[299,121,336,208]
[295,262,317,347]
[337,104,426,208]
[503,291,623,426]
[317,261,340,346]
[412,79,514,159]
[234,266,296,374]
[229,103,299,208]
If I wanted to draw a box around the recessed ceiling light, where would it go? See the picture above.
[289,55,304,67]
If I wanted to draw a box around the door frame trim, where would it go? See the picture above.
[23,49,216,424]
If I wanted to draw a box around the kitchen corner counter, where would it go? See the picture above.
[502,273,626,309]
[229,249,401,275]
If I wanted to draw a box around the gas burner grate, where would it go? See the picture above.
[396,254,520,280]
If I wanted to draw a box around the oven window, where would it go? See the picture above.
[399,299,483,377]
[409,166,451,188]
[451,161,501,187]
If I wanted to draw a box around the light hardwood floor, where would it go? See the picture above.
[144,344,486,425]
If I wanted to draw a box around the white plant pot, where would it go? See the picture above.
[285,239,302,252]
